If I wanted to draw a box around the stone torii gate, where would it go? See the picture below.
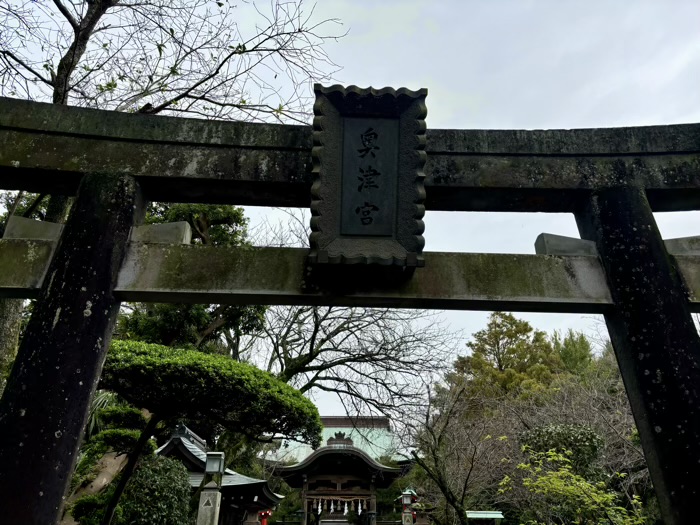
[0,92,700,525]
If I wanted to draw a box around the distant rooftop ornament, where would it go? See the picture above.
[309,84,427,267]
[327,431,353,447]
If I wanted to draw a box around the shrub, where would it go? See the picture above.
[118,456,192,525]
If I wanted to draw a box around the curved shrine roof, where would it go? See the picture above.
[157,424,283,508]
[277,443,401,489]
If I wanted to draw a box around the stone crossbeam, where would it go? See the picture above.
[535,233,700,257]
[2,97,700,212]
[3,238,700,313]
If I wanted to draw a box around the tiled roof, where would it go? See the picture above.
[156,425,260,478]
[188,472,269,488]
[277,444,402,490]
[321,416,391,429]
[158,425,284,510]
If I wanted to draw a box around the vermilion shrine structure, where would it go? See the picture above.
[1,90,700,525]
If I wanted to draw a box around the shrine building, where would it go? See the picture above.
[157,425,283,525]
[276,416,405,525]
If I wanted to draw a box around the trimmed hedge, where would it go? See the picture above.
[102,340,322,447]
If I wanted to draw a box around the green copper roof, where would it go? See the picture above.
[466,511,504,519]
[275,416,400,463]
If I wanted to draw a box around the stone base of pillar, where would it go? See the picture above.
[243,511,260,525]
[196,483,222,525]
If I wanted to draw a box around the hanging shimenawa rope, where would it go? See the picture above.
[310,498,369,515]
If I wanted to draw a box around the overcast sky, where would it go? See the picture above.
[243,0,700,413]
[8,1,699,414]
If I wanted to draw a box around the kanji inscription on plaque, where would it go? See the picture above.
[341,118,398,236]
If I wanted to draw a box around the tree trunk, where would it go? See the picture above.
[52,1,117,105]
[0,298,22,396]
[100,414,161,525]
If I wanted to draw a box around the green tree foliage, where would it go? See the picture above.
[119,302,266,351]
[0,191,49,229]
[552,329,593,375]
[118,456,192,525]
[98,406,148,433]
[72,490,121,525]
[451,312,562,396]
[92,340,321,525]
[268,487,302,525]
[465,312,560,373]
[70,406,152,502]
[499,449,645,525]
[93,428,156,457]
[71,443,111,499]
[85,391,128,440]
[102,340,322,446]
[72,456,191,525]
[415,314,656,525]
[520,424,604,476]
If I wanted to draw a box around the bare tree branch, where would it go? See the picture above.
[0,49,53,86]
[52,0,79,32]
[239,303,458,422]
[1,0,342,122]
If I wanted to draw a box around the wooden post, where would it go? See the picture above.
[301,477,308,525]
[575,186,700,525]
[0,173,143,524]
[369,477,377,525]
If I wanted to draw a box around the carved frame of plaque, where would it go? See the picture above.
[309,84,427,267]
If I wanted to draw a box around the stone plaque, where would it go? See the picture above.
[309,85,427,267]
